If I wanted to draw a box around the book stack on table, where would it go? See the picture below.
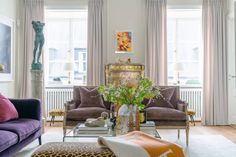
[76,124,110,136]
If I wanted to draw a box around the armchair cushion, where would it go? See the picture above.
[146,97,174,108]
[78,87,105,108]
[160,86,180,109]
[66,107,109,121]
[146,87,176,109]
[145,107,186,121]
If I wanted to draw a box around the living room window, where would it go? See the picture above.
[167,9,202,86]
[44,10,88,86]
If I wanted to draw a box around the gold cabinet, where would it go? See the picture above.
[105,63,145,85]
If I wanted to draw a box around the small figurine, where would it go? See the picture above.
[117,58,123,64]
[127,58,131,64]
[85,117,105,127]
[101,112,109,120]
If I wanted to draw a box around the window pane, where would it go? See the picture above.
[177,43,200,61]
[45,10,88,85]
[167,10,202,86]
[74,48,87,84]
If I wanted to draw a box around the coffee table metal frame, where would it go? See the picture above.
[63,121,161,142]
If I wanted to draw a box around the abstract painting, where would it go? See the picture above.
[115,31,133,53]
[0,16,13,81]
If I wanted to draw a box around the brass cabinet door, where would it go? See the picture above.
[105,64,145,86]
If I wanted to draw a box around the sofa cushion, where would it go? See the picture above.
[74,86,98,106]
[0,130,18,152]
[78,87,105,108]
[146,96,174,109]
[67,107,109,121]
[0,119,41,142]
[0,93,19,122]
[145,107,186,121]
[161,86,180,108]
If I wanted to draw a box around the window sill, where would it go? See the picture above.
[45,83,86,88]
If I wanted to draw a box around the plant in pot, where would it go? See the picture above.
[99,77,160,133]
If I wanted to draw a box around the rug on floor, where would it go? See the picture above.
[14,132,236,157]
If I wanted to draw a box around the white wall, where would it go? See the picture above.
[106,0,145,64]
[168,0,202,9]
[45,0,88,9]
[0,0,16,97]
[105,0,202,64]
[227,0,236,124]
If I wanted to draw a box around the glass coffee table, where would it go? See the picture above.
[63,121,161,142]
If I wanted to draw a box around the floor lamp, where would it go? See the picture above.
[174,62,184,85]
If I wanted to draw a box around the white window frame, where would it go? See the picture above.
[44,10,88,87]
[167,9,203,87]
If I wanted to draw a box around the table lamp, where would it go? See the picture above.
[174,62,184,85]
[64,62,74,84]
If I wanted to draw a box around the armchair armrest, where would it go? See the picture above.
[64,100,77,111]
[9,99,41,121]
[177,100,188,112]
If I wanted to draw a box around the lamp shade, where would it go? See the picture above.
[64,62,74,71]
[0,64,4,72]
[174,62,184,71]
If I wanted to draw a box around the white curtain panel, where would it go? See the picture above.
[202,0,228,125]
[145,0,167,86]
[15,0,44,98]
[87,0,104,86]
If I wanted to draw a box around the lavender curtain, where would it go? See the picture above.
[202,0,228,125]
[145,0,167,86]
[87,0,104,86]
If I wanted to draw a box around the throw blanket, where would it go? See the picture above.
[98,131,185,157]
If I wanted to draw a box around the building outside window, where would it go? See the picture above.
[167,10,202,86]
[45,10,87,86]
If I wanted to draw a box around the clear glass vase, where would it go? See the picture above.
[118,104,137,133]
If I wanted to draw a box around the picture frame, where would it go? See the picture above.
[115,31,133,53]
[0,15,14,81]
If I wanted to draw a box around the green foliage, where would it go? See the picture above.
[98,77,160,109]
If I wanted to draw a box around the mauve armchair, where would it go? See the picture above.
[63,86,111,135]
[145,86,189,145]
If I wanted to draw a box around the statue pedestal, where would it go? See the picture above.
[31,69,45,133]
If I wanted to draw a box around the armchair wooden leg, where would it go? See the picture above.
[177,129,180,139]
[186,125,189,146]
[63,127,67,136]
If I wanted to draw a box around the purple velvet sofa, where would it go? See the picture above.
[0,99,42,157]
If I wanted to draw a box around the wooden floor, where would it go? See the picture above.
[45,122,236,144]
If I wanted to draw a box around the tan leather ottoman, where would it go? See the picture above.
[31,142,115,157]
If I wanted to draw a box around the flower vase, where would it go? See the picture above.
[118,104,138,133]
[128,105,134,132]
[118,105,129,133]
[135,106,140,131]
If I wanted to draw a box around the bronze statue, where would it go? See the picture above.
[32,21,45,70]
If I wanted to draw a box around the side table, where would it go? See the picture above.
[49,109,64,126]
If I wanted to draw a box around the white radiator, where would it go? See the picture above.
[180,87,202,120]
[45,86,203,121]
[45,87,73,121]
